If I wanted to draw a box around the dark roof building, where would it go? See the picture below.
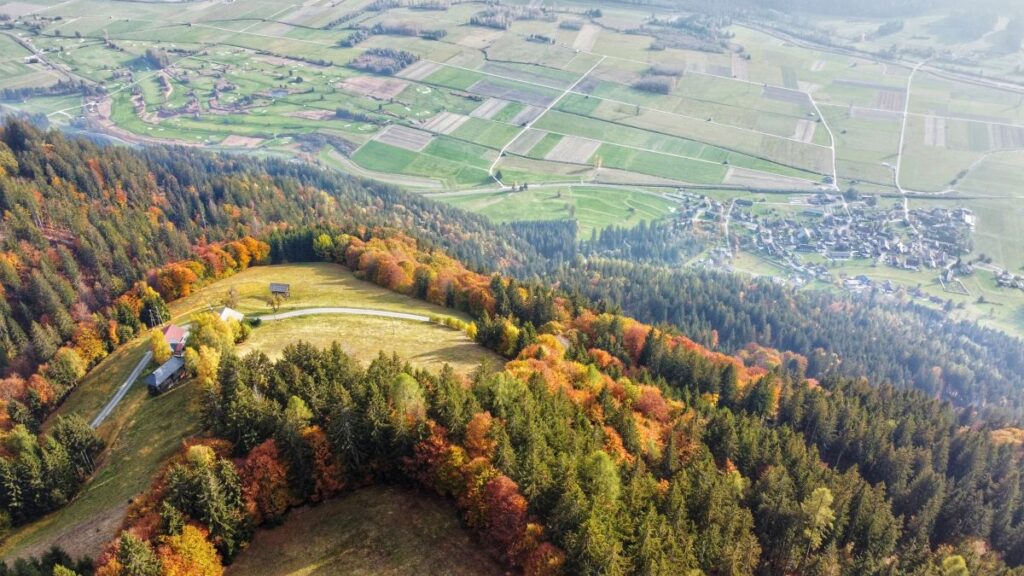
[270,282,291,297]
[146,356,186,394]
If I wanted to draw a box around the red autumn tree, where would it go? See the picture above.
[238,439,292,524]
[634,386,670,423]
[483,474,529,560]
[303,426,345,502]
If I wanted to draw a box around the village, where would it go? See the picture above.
[671,190,979,297]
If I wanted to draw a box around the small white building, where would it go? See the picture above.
[219,306,245,323]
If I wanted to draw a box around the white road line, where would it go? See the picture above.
[91,350,153,429]
[808,92,838,189]
[895,60,928,225]
[426,58,829,150]
[257,307,430,322]
[819,102,1024,131]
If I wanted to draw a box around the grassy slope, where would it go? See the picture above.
[167,262,472,320]
[226,486,505,576]
[238,314,499,374]
[0,263,496,561]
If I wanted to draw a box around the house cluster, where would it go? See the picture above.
[146,306,246,394]
[146,323,189,395]
[995,269,1024,291]
[671,190,980,299]
[740,197,972,274]
[710,194,974,282]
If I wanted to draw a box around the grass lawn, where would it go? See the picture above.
[0,376,202,562]
[226,486,504,576]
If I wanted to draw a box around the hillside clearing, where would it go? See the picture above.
[226,486,505,576]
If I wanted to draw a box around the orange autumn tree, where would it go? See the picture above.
[464,411,496,459]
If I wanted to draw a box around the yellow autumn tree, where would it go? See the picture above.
[157,525,223,576]
[150,328,171,364]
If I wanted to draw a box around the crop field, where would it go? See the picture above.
[3,0,1024,334]
[0,0,845,193]
[0,262,495,561]
[4,0,1022,199]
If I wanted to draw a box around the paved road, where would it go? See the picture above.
[894,60,929,233]
[90,350,153,429]
[258,307,431,323]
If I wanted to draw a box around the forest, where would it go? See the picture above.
[547,258,1024,423]
[14,230,1020,575]
[1,120,1024,574]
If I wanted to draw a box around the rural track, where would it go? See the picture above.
[741,21,1024,96]
[90,350,153,429]
[489,55,607,185]
[37,14,832,189]
[257,307,431,323]
[894,60,929,231]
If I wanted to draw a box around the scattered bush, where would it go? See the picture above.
[631,75,674,94]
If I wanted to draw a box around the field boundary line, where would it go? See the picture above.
[488,55,606,185]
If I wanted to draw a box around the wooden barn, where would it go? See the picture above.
[146,356,186,394]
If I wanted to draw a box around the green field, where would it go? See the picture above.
[1,0,1020,201]
[0,345,201,561]
[2,0,1015,196]
[439,185,676,237]
[0,263,496,561]
[227,486,504,576]
[0,0,847,194]
[239,314,499,374]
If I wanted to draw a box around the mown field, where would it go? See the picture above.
[226,486,504,576]
[438,185,675,237]
[1,0,835,192]
[0,262,495,562]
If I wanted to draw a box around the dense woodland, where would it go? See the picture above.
[37,232,1024,576]
[548,258,1024,423]
[2,120,1024,574]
